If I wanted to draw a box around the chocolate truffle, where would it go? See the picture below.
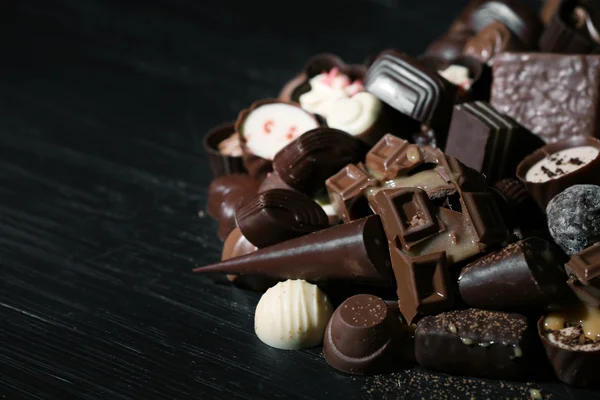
[546,185,600,258]
[491,53,600,144]
[323,294,404,375]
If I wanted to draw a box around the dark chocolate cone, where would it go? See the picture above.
[194,215,393,284]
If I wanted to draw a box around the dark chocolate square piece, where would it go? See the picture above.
[326,163,378,223]
[370,188,441,251]
[365,52,456,134]
[491,53,600,143]
[566,243,600,284]
[461,191,508,246]
[366,134,422,179]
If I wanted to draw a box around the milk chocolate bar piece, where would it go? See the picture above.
[369,188,442,252]
[459,238,570,312]
[491,53,600,143]
[194,215,393,284]
[540,0,600,54]
[273,127,367,196]
[364,51,457,147]
[444,101,544,183]
[390,249,454,324]
[235,189,330,248]
[365,134,423,179]
[415,309,534,379]
[461,191,508,247]
[566,243,600,307]
[326,163,378,223]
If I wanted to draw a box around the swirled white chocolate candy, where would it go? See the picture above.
[254,279,333,350]
[525,146,600,183]
[438,65,472,91]
[242,104,319,160]
[299,68,382,136]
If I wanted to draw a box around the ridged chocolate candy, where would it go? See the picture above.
[235,189,329,248]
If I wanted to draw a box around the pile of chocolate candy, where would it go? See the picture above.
[198,0,600,388]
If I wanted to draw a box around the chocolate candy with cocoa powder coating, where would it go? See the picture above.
[273,127,368,197]
[459,238,570,312]
[235,189,329,248]
[415,309,534,380]
[323,294,405,375]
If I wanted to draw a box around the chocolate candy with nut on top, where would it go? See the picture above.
[415,308,534,380]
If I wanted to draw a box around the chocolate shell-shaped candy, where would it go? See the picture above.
[203,122,246,177]
[207,174,261,240]
[365,51,457,149]
[415,309,535,380]
[539,0,600,54]
[235,99,320,179]
[235,189,329,248]
[323,294,405,375]
[466,0,543,49]
[516,137,600,210]
[538,308,600,387]
[444,101,544,183]
[458,238,570,312]
[463,21,526,65]
[272,127,368,196]
[194,215,394,284]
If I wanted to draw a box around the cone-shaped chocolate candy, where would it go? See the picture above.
[194,215,393,284]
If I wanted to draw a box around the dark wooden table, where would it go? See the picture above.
[0,0,598,398]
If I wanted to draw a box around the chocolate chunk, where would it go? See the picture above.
[365,134,423,179]
[364,51,457,148]
[463,21,526,65]
[323,294,405,375]
[538,315,600,387]
[444,101,544,183]
[272,127,367,196]
[390,249,454,324]
[369,188,442,252]
[459,238,570,312]
[541,0,562,24]
[546,185,600,257]
[326,163,378,223]
[206,174,261,240]
[425,29,474,62]
[491,53,600,143]
[540,0,600,54]
[194,215,393,284]
[415,309,534,379]
[461,191,508,247]
[517,137,600,210]
[203,122,247,177]
[466,0,543,49]
[566,243,600,307]
[235,189,329,248]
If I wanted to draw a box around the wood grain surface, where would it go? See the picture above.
[0,0,598,399]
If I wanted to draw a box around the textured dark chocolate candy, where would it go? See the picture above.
[546,185,600,256]
[539,0,600,54]
[203,122,246,177]
[326,163,378,223]
[566,243,600,307]
[459,238,570,312]
[235,189,329,248]
[390,249,454,324]
[206,174,261,240]
[323,294,404,375]
[273,127,367,196]
[415,309,533,379]
[194,215,394,284]
[444,101,544,183]
[491,53,600,143]
[538,317,600,387]
[365,134,423,179]
[364,51,457,147]
[466,0,543,48]
[463,21,526,65]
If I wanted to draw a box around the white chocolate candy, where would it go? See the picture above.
[254,279,333,350]
[327,92,381,136]
[242,104,319,160]
[438,65,472,91]
[525,146,599,183]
